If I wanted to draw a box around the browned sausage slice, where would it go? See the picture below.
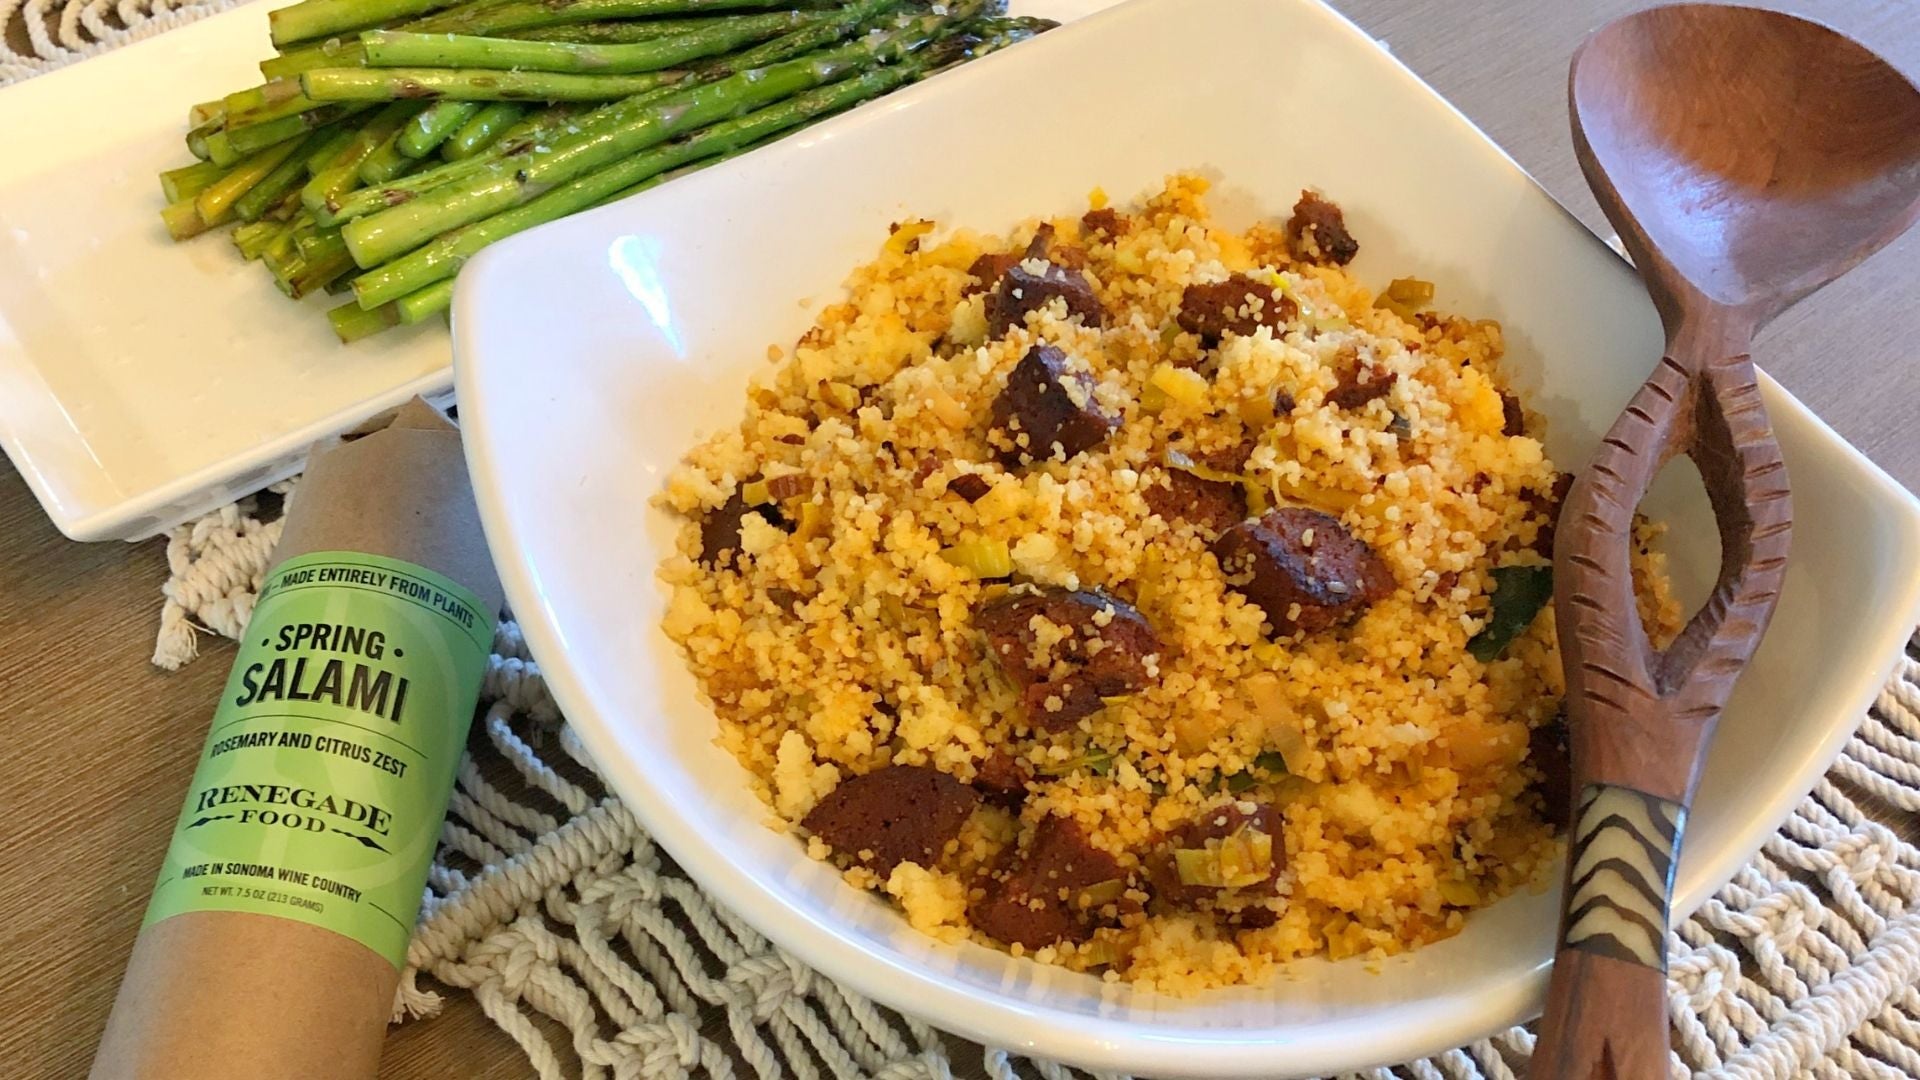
[1212,507,1394,636]
[1080,207,1128,240]
[1526,472,1575,557]
[969,815,1124,949]
[1147,799,1286,907]
[984,260,1104,338]
[1142,468,1246,539]
[1177,273,1298,346]
[700,494,786,567]
[801,765,980,876]
[964,251,1022,296]
[987,344,1119,467]
[949,473,993,503]
[976,586,1160,730]
[1285,190,1360,266]
[972,751,1033,809]
[1143,442,1256,538]
[1326,363,1396,410]
[1500,391,1527,438]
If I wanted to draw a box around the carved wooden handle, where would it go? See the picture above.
[1531,332,1791,1080]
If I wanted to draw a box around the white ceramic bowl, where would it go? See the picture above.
[452,0,1920,1073]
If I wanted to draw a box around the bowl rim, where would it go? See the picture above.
[451,0,1920,1071]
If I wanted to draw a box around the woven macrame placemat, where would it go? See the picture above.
[1,0,246,83]
[13,5,1920,1074]
[152,481,1920,1080]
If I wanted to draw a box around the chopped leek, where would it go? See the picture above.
[1148,364,1209,408]
[1382,277,1435,305]
[1173,826,1274,889]
[1078,938,1120,966]
[938,539,1013,579]
[1375,277,1435,321]
[820,381,862,411]
[1038,748,1114,777]
[1174,847,1224,888]
[1216,830,1271,888]
[886,218,935,255]
[1274,474,1360,514]
[795,501,829,541]
[1163,449,1242,485]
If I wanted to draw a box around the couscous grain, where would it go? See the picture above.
[657,175,1680,991]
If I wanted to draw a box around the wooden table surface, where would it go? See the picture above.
[2,2,1915,1077]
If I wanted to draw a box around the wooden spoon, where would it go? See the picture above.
[1535,6,1920,1077]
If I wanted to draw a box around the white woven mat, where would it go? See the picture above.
[151,480,1920,1080]
[15,1,1920,1073]
[0,0,246,83]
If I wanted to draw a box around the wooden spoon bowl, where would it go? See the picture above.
[1572,4,1920,328]
[1534,6,1920,1078]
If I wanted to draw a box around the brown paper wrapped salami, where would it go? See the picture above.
[92,398,503,1080]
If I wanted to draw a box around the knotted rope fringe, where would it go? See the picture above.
[152,482,1920,1080]
[0,0,248,85]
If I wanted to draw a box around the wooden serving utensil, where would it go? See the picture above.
[1534,5,1920,1078]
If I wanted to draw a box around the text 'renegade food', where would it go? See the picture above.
[659,175,1680,990]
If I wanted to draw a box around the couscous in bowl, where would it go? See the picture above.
[655,174,1682,990]
[454,0,1920,1072]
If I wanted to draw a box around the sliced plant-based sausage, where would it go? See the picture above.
[969,815,1124,949]
[1080,206,1128,239]
[964,251,1022,296]
[1177,273,1298,345]
[1530,707,1572,832]
[976,586,1161,729]
[1500,391,1527,438]
[1233,905,1280,930]
[801,765,980,877]
[1198,440,1257,474]
[949,473,993,503]
[1285,190,1359,266]
[1325,345,1395,411]
[971,225,1106,336]
[1526,472,1575,556]
[984,260,1104,338]
[1327,363,1395,410]
[1148,799,1286,906]
[700,494,786,567]
[972,751,1033,809]
[987,344,1119,467]
[1212,508,1394,636]
[1045,242,1091,272]
[1143,467,1246,539]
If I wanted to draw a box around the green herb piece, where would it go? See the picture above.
[1037,749,1114,778]
[1221,750,1290,794]
[1468,564,1554,662]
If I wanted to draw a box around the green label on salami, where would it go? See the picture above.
[143,551,494,968]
